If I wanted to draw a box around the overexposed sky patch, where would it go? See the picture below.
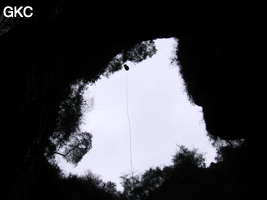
[57,38,216,191]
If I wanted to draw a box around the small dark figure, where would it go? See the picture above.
[124,64,129,71]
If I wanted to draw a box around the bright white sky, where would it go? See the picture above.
[57,38,216,191]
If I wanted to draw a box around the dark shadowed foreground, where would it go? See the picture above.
[0,1,267,199]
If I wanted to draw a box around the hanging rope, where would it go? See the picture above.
[124,64,134,178]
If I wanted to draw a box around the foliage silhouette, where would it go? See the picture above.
[118,143,267,200]
[14,142,267,200]
[44,80,93,166]
[172,145,206,169]
[28,159,119,200]
[104,40,157,77]
[20,141,266,200]
[119,146,206,200]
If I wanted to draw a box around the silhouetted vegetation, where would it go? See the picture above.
[23,157,119,200]
[14,140,264,200]
[119,146,203,200]
[105,40,157,77]
[117,142,267,200]
[11,141,265,200]
[44,79,93,166]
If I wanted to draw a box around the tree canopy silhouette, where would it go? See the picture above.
[118,142,266,200]
[119,146,206,200]
[104,40,157,76]
[44,80,93,166]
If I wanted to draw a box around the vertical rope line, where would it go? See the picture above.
[126,71,134,178]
